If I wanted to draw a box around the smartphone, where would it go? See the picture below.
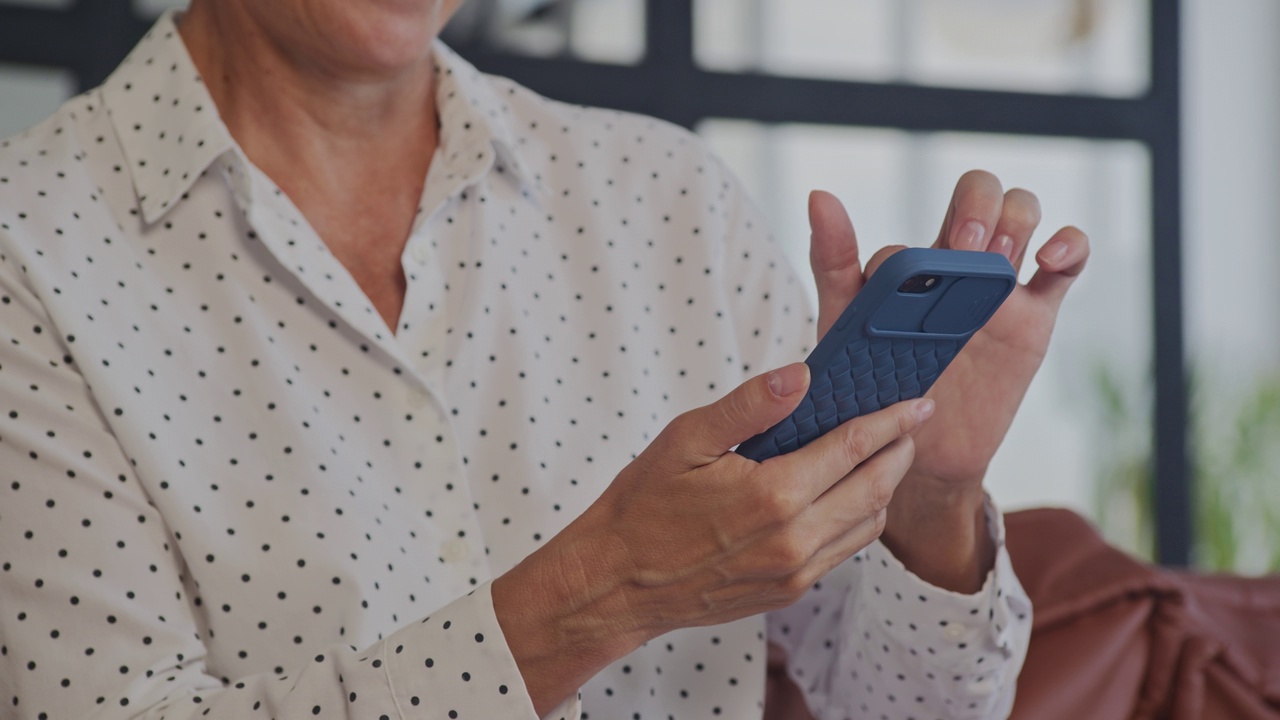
[735,248,1016,462]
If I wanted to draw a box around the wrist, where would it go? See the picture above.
[879,473,993,593]
[492,514,648,716]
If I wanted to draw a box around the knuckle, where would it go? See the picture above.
[866,440,911,511]
[650,412,696,462]
[871,508,889,538]
[752,489,783,525]
[841,423,878,464]
[665,409,698,439]
[721,386,753,423]
[1003,188,1042,227]
[765,531,812,575]
[868,473,897,514]
[721,382,772,437]
[755,486,795,524]
[896,405,920,436]
[790,562,831,600]
[779,570,814,601]
[779,484,809,518]
[896,435,917,467]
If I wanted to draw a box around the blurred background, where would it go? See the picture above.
[1,0,1277,573]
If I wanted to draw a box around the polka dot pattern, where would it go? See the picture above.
[774,503,1032,719]
[0,11,1030,720]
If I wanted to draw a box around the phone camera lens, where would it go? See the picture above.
[898,274,941,294]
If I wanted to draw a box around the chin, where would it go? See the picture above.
[289,0,464,78]
[329,3,439,73]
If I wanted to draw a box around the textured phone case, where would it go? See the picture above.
[734,248,1014,463]
[735,336,960,461]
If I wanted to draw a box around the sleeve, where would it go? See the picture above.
[0,248,580,720]
[767,502,1033,720]
[706,155,1033,719]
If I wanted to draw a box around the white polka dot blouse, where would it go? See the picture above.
[0,11,1031,720]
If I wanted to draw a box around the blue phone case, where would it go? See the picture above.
[735,248,1016,462]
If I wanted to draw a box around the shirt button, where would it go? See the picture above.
[943,622,968,640]
[441,538,470,563]
[410,243,431,265]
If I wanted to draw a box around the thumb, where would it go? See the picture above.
[659,362,810,468]
[809,190,864,340]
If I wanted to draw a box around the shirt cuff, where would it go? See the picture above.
[857,496,1030,665]
[830,496,1032,719]
[383,581,582,720]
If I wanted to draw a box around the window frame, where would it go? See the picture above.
[0,0,1191,565]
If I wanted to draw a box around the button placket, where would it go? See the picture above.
[396,369,493,586]
[399,215,454,378]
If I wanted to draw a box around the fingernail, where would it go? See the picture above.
[913,398,935,424]
[1040,240,1068,264]
[993,234,1014,260]
[767,363,809,397]
[955,221,986,251]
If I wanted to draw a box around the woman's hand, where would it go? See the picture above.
[493,362,933,715]
[807,171,1090,591]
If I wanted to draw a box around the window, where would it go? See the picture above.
[0,0,1200,566]
[449,0,1189,566]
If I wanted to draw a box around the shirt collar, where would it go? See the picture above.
[430,41,549,204]
[101,11,236,225]
[102,12,546,227]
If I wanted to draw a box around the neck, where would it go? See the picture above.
[175,1,446,333]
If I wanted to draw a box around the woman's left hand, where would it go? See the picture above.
[805,171,1090,590]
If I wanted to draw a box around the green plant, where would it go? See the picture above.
[1092,363,1280,572]
[1091,361,1154,562]
[1193,371,1280,572]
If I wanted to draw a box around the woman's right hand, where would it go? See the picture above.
[492,361,933,715]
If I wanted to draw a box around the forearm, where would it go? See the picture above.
[879,474,995,593]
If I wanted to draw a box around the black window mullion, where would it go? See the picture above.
[70,0,151,92]
[0,5,77,70]
[1148,0,1190,567]
[639,0,698,127]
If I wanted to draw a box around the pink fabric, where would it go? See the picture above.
[1007,508,1280,720]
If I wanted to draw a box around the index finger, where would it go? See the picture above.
[764,397,934,504]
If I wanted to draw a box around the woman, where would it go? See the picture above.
[0,1,1088,717]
